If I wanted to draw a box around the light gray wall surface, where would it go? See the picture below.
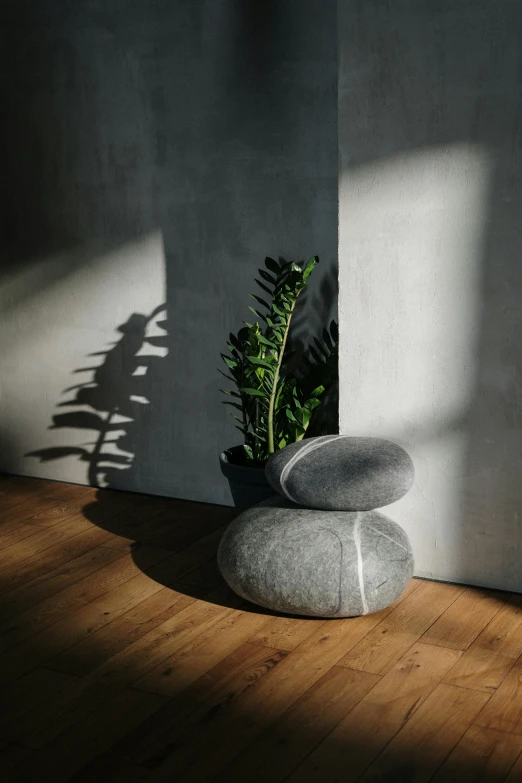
[0,0,338,504]
[339,1,522,590]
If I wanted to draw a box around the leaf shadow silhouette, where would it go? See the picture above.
[27,303,168,488]
[287,257,339,437]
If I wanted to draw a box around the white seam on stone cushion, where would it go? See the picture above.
[279,434,347,504]
[353,512,369,615]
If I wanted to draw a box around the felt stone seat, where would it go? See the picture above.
[265,435,414,511]
[217,497,414,618]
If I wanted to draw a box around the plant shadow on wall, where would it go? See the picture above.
[288,257,339,438]
[27,303,168,489]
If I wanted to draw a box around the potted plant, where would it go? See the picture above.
[219,255,338,508]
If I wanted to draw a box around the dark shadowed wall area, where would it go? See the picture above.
[0,0,337,504]
[339,0,522,590]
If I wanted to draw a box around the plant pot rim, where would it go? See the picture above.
[219,445,266,474]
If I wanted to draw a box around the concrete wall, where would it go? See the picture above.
[339,1,522,590]
[0,0,338,504]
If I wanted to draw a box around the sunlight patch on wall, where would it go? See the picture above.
[338,144,492,580]
[0,232,166,486]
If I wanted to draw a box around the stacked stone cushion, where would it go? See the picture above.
[265,435,414,511]
[218,497,414,618]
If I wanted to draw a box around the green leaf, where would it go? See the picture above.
[293,409,304,426]
[240,387,266,397]
[299,408,312,427]
[272,304,286,318]
[264,257,280,275]
[303,255,319,281]
[247,306,266,321]
[285,408,297,422]
[219,388,240,397]
[226,343,239,357]
[257,334,278,349]
[247,356,275,371]
[221,354,238,369]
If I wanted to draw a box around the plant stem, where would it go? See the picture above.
[267,300,297,455]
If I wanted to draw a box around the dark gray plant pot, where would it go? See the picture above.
[219,446,276,510]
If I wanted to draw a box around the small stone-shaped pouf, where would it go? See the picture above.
[217,497,414,618]
[265,435,414,511]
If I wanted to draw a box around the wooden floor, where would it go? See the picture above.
[1,477,522,782]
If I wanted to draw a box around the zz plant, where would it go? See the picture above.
[220,256,338,467]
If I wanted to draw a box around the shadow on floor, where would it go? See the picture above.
[80,486,309,620]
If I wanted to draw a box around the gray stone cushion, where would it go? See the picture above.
[265,435,415,511]
[217,497,414,618]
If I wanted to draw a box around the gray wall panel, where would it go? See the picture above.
[0,1,338,504]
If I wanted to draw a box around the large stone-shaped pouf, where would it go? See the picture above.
[217,497,414,618]
[265,435,414,511]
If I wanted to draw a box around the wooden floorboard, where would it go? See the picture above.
[432,725,522,782]
[284,642,463,783]
[1,474,522,782]
[443,595,522,694]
